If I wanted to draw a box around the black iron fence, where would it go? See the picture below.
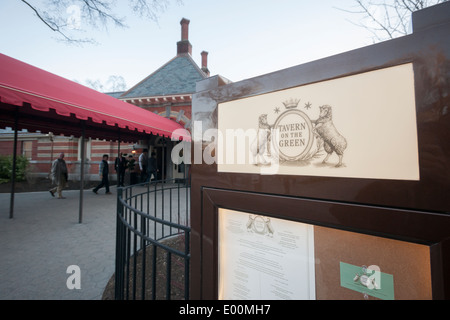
[114,179,190,300]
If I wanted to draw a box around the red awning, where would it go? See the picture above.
[0,53,190,141]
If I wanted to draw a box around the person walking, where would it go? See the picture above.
[139,148,149,183]
[147,152,158,182]
[114,152,127,187]
[49,152,68,199]
[93,154,111,194]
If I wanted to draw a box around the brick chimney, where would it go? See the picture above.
[201,51,210,77]
[177,18,192,55]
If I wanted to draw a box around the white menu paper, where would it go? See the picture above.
[218,209,316,300]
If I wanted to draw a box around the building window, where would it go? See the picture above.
[22,141,32,160]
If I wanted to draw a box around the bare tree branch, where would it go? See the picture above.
[80,0,126,29]
[133,0,183,19]
[359,0,395,39]
[338,0,448,42]
[130,0,168,21]
[106,75,127,92]
[20,0,86,43]
[19,0,183,45]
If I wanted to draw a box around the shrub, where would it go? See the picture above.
[0,155,29,183]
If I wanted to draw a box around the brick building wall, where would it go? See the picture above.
[0,132,136,182]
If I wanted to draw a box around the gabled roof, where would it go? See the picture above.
[120,54,207,99]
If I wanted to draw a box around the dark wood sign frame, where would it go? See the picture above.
[190,2,450,300]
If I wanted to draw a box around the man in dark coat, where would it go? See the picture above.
[114,152,127,187]
[147,152,158,182]
[93,154,111,194]
[139,148,149,183]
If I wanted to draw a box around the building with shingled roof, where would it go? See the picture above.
[119,18,209,130]
[116,18,230,182]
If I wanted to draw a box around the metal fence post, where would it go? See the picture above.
[115,186,125,300]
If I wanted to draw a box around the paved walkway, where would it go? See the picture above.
[0,187,119,300]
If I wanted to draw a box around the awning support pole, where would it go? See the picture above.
[117,129,121,187]
[9,106,19,219]
[79,120,86,224]
[162,138,166,182]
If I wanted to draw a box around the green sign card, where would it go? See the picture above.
[340,262,395,300]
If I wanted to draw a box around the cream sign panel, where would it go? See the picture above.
[217,63,419,181]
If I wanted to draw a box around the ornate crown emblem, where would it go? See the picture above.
[282,98,300,109]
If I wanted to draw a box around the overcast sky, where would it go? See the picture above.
[0,0,398,91]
